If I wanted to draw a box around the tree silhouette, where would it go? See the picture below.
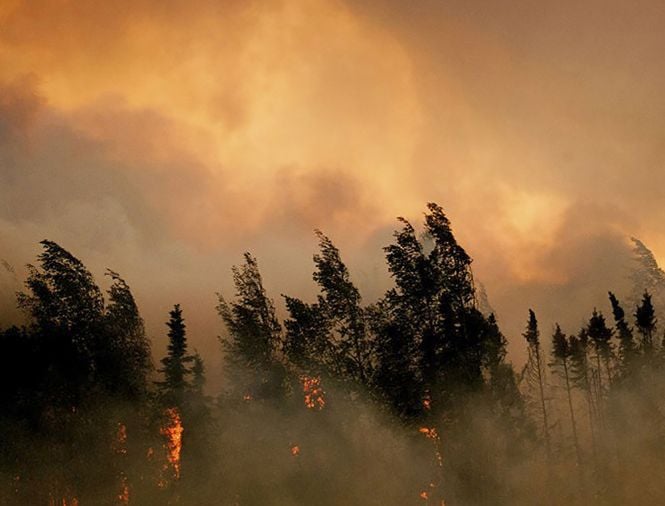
[550,324,581,466]
[217,253,285,401]
[608,292,636,379]
[522,309,551,459]
[284,231,373,390]
[635,291,657,354]
[156,304,193,409]
[586,309,614,388]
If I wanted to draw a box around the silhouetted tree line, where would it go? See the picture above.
[1,204,665,505]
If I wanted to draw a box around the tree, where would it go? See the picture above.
[284,231,373,388]
[522,309,551,459]
[13,240,154,504]
[156,304,192,409]
[102,270,152,400]
[586,309,614,388]
[569,330,599,453]
[550,324,581,466]
[368,297,422,418]
[17,240,105,401]
[635,291,657,355]
[608,292,636,378]
[217,253,284,400]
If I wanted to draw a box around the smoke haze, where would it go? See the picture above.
[2,0,665,370]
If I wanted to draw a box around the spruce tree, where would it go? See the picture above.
[608,292,636,378]
[586,309,614,387]
[156,304,192,408]
[635,291,657,354]
[522,309,551,459]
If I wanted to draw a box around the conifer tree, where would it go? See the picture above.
[522,309,551,458]
[569,329,599,457]
[635,291,657,354]
[156,304,192,408]
[586,309,614,387]
[550,324,581,466]
[608,292,636,378]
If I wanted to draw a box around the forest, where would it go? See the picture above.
[1,202,665,505]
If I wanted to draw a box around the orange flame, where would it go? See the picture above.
[49,497,79,506]
[116,423,128,452]
[422,392,432,411]
[301,375,325,410]
[420,491,429,500]
[419,427,439,440]
[113,422,130,504]
[290,445,300,457]
[160,407,184,480]
[117,477,130,504]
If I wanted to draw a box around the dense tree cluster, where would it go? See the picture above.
[1,204,665,505]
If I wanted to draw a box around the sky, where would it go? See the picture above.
[1,0,665,372]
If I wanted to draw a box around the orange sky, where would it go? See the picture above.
[1,0,665,364]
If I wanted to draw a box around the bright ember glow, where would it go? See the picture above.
[49,497,79,506]
[113,422,130,504]
[301,375,325,410]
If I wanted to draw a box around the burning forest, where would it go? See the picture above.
[1,203,665,505]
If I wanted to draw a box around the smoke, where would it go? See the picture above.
[2,0,665,372]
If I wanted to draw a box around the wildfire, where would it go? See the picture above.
[290,445,300,457]
[49,497,79,506]
[161,407,184,480]
[115,423,128,454]
[117,477,130,504]
[113,422,130,504]
[301,375,325,410]
[419,427,439,440]
[418,426,445,504]
[243,393,253,401]
[423,392,432,411]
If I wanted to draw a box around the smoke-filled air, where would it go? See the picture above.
[2,1,665,505]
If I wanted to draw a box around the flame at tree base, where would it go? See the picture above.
[160,407,184,485]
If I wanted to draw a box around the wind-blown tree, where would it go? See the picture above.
[371,203,523,506]
[156,304,193,409]
[369,295,423,418]
[609,292,636,378]
[374,204,484,419]
[11,240,153,504]
[550,324,581,466]
[17,240,105,404]
[103,270,152,399]
[284,231,373,389]
[522,309,551,459]
[217,253,285,401]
